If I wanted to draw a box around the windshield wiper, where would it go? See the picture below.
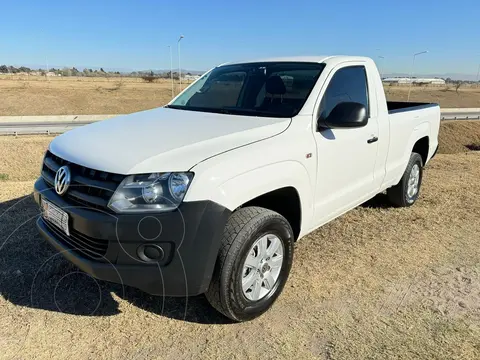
[164,105,290,118]
[164,105,235,115]
[222,107,291,118]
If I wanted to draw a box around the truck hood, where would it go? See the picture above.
[49,108,290,174]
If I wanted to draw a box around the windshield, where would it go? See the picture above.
[168,62,325,118]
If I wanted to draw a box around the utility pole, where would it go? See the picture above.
[476,63,480,88]
[168,45,173,98]
[407,50,428,101]
[378,55,385,79]
[46,56,49,80]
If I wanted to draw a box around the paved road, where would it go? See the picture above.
[0,121,94,135]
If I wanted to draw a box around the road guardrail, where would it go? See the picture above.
[1,110,479,135]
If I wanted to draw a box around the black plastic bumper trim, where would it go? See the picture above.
[34,177,231,296]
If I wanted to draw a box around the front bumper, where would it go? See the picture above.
[34,178,230,296]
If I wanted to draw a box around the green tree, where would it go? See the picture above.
[61,67,72,76]
[18,66,32,73]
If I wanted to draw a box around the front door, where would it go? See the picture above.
[313,65,379,225]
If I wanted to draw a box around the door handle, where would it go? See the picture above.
[367,136,378,144]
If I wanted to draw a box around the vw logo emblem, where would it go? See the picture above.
[54,166,71,195]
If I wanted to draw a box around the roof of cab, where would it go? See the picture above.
[220,55,370,66]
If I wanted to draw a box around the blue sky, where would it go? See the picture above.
[1,0,479,75]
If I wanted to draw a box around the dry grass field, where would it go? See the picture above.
[1,76,480,116]
[385,85,480,108]
[0,121,479,359]
[0,77,180,116]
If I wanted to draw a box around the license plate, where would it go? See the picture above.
[41,198,70,236]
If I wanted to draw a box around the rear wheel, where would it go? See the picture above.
[205,206,294,322]
[387,152,423,207]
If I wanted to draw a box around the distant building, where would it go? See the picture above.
[383,77,445,85]
[184,74,201,81]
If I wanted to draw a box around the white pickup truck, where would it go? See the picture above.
[34,55,440,321]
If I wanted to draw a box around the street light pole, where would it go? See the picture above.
[168,45,173,98]
[177,35,184,92]
[46,57,49,73]
[378,55,385,79]
[476,63,480,88]
[407,50,428,101]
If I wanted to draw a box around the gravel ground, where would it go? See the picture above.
[0,124,479,359]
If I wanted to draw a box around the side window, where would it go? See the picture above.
[319,66,369,120]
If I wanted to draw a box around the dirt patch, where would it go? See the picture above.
[438,120,480,154]
[0,136,53,181]
[379,264,480,320]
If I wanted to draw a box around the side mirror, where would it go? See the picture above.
[318,102,368,130]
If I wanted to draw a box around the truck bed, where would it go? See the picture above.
[387,101,438,114]
[384,101,440,189]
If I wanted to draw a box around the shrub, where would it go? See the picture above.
[142,76,157,83]
[455,82,463,94]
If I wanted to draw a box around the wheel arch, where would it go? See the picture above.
[241,187,302,240]
[412,136,429,166]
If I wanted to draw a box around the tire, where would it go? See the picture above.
[387,152,423,207]
[205,206,294,322]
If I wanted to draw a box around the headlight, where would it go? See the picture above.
[108,172,193,213]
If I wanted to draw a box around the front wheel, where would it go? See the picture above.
[205,206,294,322]
[387,152,423,207]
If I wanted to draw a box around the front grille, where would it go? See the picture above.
[43,219,108,260]
[41,151,124,211]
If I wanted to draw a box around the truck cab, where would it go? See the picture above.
[34,55,440,321]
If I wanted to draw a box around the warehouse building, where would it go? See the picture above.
[383,77,446,85]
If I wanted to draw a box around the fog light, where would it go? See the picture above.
[137,244,165,262]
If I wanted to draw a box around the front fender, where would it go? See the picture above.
[184,161,314,234]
